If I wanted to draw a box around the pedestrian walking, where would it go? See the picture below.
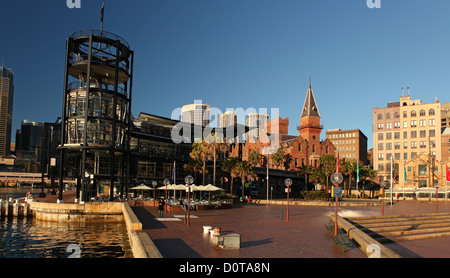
[158,198,165,218]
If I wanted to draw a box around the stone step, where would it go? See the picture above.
[375,231,450,243]
[356,219,450,229]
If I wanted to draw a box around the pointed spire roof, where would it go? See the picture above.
[301,76,321,118]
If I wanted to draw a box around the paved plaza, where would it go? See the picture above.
[132,200,450,258]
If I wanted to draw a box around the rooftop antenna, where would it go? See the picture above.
[407,86,410,96]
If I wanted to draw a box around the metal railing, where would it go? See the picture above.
[70,30,130,49]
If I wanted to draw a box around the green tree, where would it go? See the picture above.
[232,160,256,198]
[204,133,228,186]
[310,168,326,187]
[248,150,262,166]
[189,141,212,186]
[319,155,337,190]
[298,165,314,191]
[271,148,286,169]
[221,157,241,195]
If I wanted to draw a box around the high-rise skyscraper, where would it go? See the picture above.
[0,66,14,156]
[181,102,211,127]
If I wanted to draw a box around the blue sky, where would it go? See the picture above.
[1,0,450,149]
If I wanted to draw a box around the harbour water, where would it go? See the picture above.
[0,187,133,258]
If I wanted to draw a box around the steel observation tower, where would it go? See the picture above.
[58,27,134,203]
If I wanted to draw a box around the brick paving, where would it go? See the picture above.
[133,200,450,258]
[133,203,368,258]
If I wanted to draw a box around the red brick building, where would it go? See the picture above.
[229,81,335,170]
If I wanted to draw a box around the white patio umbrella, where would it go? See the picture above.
[130,184,153,199]
[203,184,224,201]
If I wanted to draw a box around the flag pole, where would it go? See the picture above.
[100,2,105,33]
[390,155,393,206]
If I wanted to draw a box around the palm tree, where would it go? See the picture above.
[271,148,285,169]
[298,165,314,191]
[189,141,211,186]
[232,160,256,198]
[204,133,228,186]
[221,157,240,194]
[340,161,353,197]
[319,155,337,190]
[248,150,262,166]
[310,168,326,188]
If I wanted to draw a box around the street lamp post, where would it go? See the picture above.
[284,178,292,221]
[185,175,194,226]
[152,181,157,207]
[435,185,439,213]
[381,181,386,216]
[163,179,170,213]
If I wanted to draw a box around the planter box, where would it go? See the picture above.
[217,203,232,209]
[196,205,215,210]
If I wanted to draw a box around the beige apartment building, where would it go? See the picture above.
[326,129,368,165]
[373,94,450,189]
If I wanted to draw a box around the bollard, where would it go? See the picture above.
[203,226,212,234]
[214,227,221,236]
[213,227,221,245]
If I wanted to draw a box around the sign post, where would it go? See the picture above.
[330,173,343,237]
[284,178,292,221]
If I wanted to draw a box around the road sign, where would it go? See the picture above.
[332,187,343,198]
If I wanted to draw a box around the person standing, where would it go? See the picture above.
[158,198,165,218]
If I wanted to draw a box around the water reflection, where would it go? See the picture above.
[0,217,132,258]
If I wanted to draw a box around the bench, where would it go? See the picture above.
[325,224,352,253]
[332,234,352,253]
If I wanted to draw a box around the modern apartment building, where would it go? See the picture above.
[326,129,368,165]
[0,66,14,156]
[373,94,449,188]
[181,102,211,127]
[246,113,269,143]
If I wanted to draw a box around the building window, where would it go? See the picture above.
[298,143,302,152]
[429,129,436,137]
[429,119,435,126]
[411,131,417,138]
[411,141,417,148]
[420,141,426,148]
[411,120,417,127]
[411,110,417,117]
[420,109,426,116]
[429,109,435,116]
[378,133,384,140]
[420,130,426,138]
[419,165,427,175]
[378,113,384,120]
